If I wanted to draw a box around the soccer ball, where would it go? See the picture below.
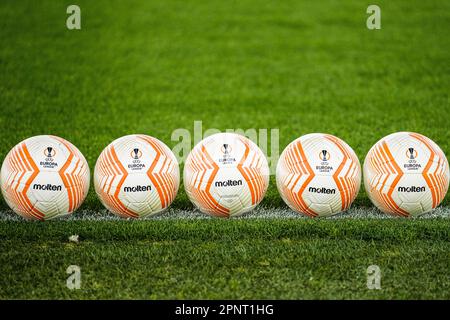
[184,132,269,217]
[94,134,179,218]
[364,132,449,217]
[0,135,90,220]
[276,133,361,217]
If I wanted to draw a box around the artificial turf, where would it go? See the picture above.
[0,0,449,299]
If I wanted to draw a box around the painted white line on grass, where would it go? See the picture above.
[0,206,449,221]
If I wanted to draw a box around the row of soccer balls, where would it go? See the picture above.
[0,132,448,220]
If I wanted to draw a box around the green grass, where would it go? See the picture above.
[1,219,449,299]
[0,0,449,299]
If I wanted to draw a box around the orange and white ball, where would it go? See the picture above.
[276,133,361,217]
[184,133,270,217]
[364,132,449,217]
[0,135,90,220]
[94,134,179,218]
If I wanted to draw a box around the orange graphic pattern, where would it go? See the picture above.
[237,138,267,206]
[280,141,317,217]
[95,136,178,218]
[409,133,448,208]
[52,136,89,213]
[138,135,178,210]
[185,145,230,217]
[95,145,139,218]
[2,143,44,220]
[366,141,409,217]
[324,135,360,211]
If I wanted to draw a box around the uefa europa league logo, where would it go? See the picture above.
[131,148,142,160]
[221,144,231,155]
[44,147,55,158]
[407,147,417,160]
[133,148,139,159]
[320,150,330,161]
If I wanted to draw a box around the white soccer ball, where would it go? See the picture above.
[184,132,270,217]
[276,133,361,217]
[364,132,449,217]
[0,135,90,220]
[94,134,179,218]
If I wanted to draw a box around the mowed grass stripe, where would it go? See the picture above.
[0,220,448,299]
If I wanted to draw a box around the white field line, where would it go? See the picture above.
[0,206,449,221]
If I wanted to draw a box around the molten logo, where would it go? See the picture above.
[308,187,336,194]
[215,179,242,187]
[32,183,62,191]
[123,185,152,192]
[398,186,425,192]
